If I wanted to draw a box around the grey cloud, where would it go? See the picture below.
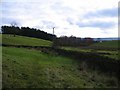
[84,8,118,18]
[51,2,73,14]
[76,21,115,29]
[66,18,74,25]
[41,20,56,29]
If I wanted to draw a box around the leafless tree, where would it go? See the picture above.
[10,21,18,37]
[11,21,17,27]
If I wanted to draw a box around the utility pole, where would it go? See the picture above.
[52,27,56,48]
[53,27,55,35]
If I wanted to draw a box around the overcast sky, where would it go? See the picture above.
[1,0,119,38]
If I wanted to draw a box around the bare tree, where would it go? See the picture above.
[10,21,18,37]
[11,21,17,27]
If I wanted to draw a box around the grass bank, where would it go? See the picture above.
[2,34,52,46]
[2,47,118,88]
[61,47,119,60]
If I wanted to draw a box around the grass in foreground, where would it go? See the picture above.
[2,34,52,46]
[0,46,2,89]
[2,47,118,88]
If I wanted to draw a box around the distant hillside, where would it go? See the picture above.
[90,40,119,49]
[2,34,52,46]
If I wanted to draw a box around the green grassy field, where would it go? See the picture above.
[2,47,118,88]
[2,34,119,88]
[61,46,119,60]
[0,34,2,45]
[61,40,119,61]
[61,47,92,52]
[0,46,2,89]
[90,40,119,49]
[2,34,52,46]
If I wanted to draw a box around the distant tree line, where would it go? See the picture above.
[1,26,56,41]
[53,36,94,46]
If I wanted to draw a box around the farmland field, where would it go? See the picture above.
[89,40,119,49]
[2,47,118,88]
[61,47,119,60]
[2,34,52,46]
[2,34,119,88]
